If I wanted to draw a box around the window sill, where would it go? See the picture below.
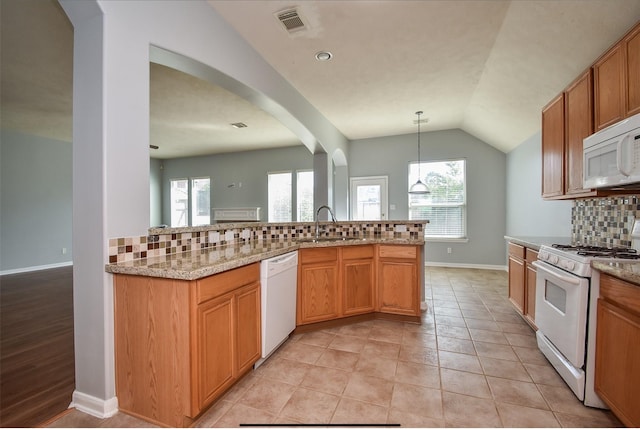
[425,237,469,243]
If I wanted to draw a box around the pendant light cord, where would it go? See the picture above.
[416,110,423,181]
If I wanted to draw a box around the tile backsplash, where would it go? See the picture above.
[572,195,640,248]
[108,221,426,263]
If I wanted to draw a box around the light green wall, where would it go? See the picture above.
[350,128,507,267]
[158,145,313,224]
[505,131,572,237]
[0,130,72,272]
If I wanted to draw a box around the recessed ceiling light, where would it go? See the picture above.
[315,51,332,61]
[231,122,247,128]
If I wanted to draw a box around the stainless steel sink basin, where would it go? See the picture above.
[298,237,361,243]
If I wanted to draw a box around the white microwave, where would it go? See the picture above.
[583,112,640,189]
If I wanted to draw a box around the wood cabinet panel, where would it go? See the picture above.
[235,283,261,375]
[197,263,260,304]
[594,43,626,130]
[626,24,640,116]
[508,256,525,314]
[378,260,418,316]
[525,263,537,328]
[595,298,640,427]
[542,94,565,198]
[564,70,594,196]
[343,258,375,316]
[298,263,340,324]
[114,275,191,427]
[197,293,234,411]
[299,247,338,264]
[378,244,417,259]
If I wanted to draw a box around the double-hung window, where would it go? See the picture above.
[267,170,314,222]
[408,159,466,239]
[170,177,210,227]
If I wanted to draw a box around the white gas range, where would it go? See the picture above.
[533,243,640,408]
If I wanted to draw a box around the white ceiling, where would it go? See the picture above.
[2,0,640,158]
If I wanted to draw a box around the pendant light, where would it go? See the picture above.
[409,110,430,194]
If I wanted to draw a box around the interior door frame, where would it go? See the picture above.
[349,176,389,220]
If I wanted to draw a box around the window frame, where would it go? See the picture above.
[408,158,467,241]
[296,169,314,222]
[267,170,293,222]
[169,176,211,227]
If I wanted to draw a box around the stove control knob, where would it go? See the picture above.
[550,255,559,265]
[565,261,575,271]
[539,252,548,260]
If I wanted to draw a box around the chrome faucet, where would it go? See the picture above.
[315,205,337,239]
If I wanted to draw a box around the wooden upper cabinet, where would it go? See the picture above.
[594,42,626,130]
[564,70,594,196]
[625,24,640,116]
[541,93,565,198]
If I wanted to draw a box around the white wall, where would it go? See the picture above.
[505,131,572,237]
[59,0,349,414]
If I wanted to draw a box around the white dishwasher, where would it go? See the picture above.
[255,250,298,368]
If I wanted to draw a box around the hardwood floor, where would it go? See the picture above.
[0,266,75,427]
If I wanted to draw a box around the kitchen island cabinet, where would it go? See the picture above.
[114,263,261,427]
[594,272,640,427]
[297,243,421,328]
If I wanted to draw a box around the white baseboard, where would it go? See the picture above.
[70,391,118,419]
[0,261,72,276]
[425,261,508,271]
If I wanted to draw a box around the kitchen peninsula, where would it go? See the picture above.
[105,220,426,427]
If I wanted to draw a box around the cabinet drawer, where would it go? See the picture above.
[525,248,538,263]
[508,243,525,259]
[342,245,374,260]
[196,263,260,304]
[299,247,338,264]
[600,274,640,315]
[378,245,417,259]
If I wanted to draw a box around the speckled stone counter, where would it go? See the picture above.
[504,235,572,250]
[105,237,424,281]
[592,261,640,286]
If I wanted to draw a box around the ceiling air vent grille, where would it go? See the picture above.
[276,8,306,33]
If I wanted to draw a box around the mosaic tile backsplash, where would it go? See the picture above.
[108,221,426,263]
[571,195,640,248]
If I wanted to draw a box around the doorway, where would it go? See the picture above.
[350,176,388,220]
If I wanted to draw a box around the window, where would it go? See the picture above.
[170,177,210,227]
[409,159,466,239]
[268,172,292,222]
[297,170,314,222]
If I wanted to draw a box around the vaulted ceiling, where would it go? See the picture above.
[2,0,640,158]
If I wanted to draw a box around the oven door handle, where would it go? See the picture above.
[532,261,581,285]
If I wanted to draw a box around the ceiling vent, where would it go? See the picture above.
[231,122,247,129]
[276,8,306,33]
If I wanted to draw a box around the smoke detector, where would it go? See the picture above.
[275,8,306,33]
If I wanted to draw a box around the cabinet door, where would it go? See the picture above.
[565,70,594,196]
[508,256,525,314]
[541,94,565,198]
[378,259,418,316]
[343,258,375,316]
[197,293,234,411]
[298,262,340,324]
[595,299,640,427]
[525,263,537,328]
[594,43,626,130]
[235,283,261,375]
[626,24,640,117]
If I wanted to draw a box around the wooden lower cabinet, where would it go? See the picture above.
[342,245,375,316]
[507,242,538,329]
[297,248,340,324]
[297,244,421,326]
[114,263,261,427]
[595,273,640,427]
[377,245,421,316]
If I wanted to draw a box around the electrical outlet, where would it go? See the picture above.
[61,247,67,255]
[447,247,452,254]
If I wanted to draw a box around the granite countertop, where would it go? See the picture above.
[504,235,572,251]
[105,237,424,281]
[592,261,640,286]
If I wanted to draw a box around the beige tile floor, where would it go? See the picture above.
[47,267,623,428]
